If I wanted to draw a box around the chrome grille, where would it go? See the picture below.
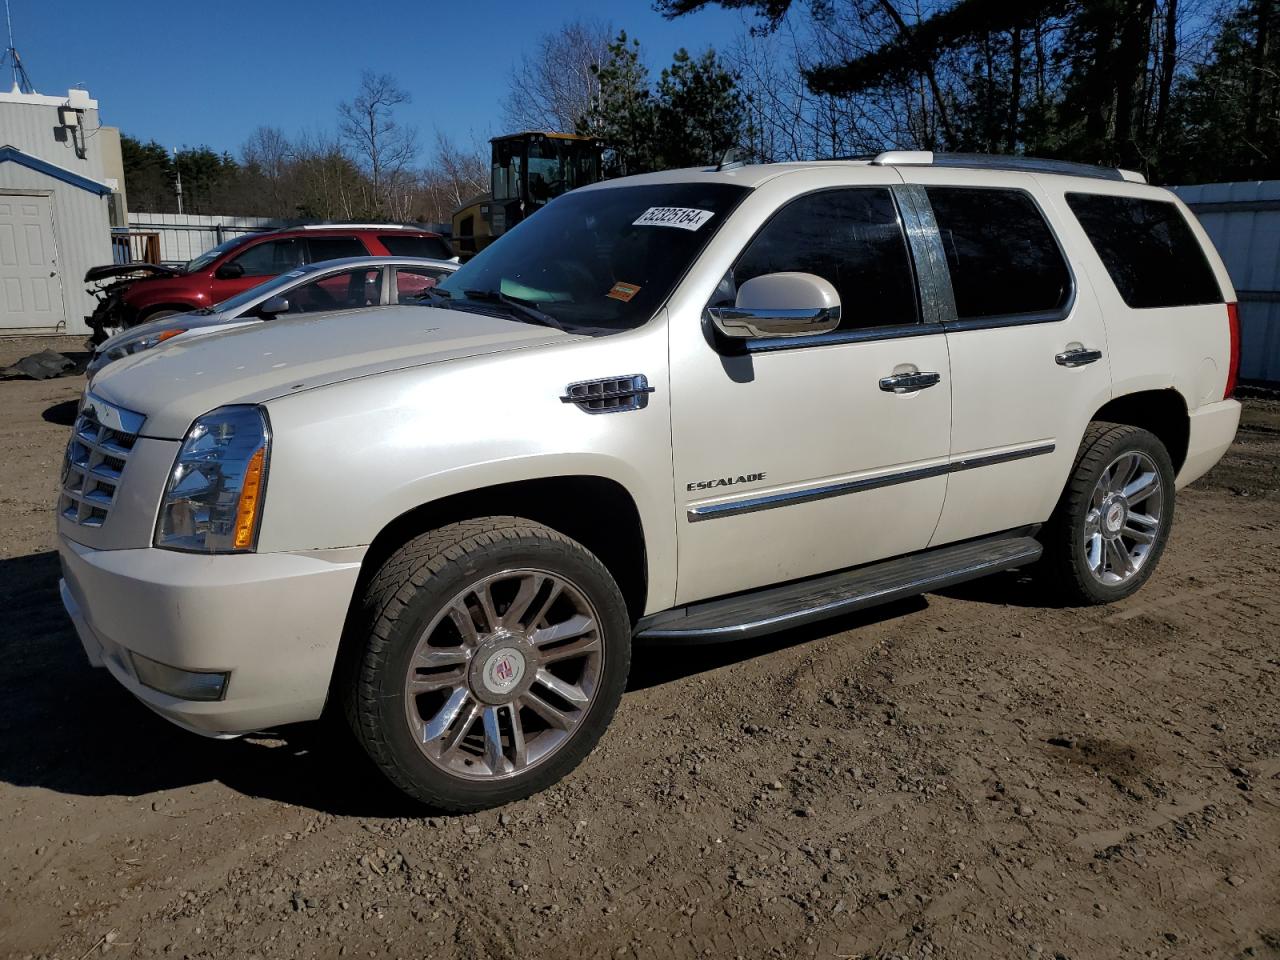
[60,399,140,528]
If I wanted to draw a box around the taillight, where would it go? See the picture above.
[1224,302,1240,399]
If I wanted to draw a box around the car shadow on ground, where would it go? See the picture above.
[0,550,930,817]
[42,398,79,426]
[934,566,1070,609]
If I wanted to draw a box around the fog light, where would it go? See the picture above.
[129,652,229,701]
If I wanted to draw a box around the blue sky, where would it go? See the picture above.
[11,0,748,159]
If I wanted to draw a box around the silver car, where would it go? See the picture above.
[87,256,458,377]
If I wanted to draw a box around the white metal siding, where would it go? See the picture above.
[1174,181,1280,383]
[0,100,107,183]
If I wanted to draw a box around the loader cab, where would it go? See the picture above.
[453,132,603,259]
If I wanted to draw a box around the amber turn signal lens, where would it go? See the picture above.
[233,447,267,550]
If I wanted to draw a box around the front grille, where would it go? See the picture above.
[60,402,139,528]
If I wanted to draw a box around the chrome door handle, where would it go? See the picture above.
[1055,347,1103,367]
[879,371,941,393]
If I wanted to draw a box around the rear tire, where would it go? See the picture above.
[1040,422,1176,605]
[343,517,631,812]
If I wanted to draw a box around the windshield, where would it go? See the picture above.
[185,234,254,273]
[438,182,749,333]
[208,267,311,313]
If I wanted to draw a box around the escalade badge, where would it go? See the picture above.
[687,472,766,492]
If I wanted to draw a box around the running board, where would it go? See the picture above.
[634,532,1042,643]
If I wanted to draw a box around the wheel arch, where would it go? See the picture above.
[354,475,650,624]
[1090,388,1190,473]
[133,302,200,326]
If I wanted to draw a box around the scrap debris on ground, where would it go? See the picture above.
[0,336,1276,959]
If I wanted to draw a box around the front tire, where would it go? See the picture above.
[344,518,631,812]
[1041,422,1176,605]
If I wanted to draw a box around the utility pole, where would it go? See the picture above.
[173,146,184,215]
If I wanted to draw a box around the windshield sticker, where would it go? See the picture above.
[606,281,641,302]
[633,207,715,231]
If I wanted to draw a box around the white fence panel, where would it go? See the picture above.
[126,212,279,265]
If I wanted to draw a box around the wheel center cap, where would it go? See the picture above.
[468,635,535,704]
[483,647,525,695]
[1103,499,1127,537]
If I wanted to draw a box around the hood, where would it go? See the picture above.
[91,304,581,439]
[84,262,185,282]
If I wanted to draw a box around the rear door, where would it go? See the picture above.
[894,171,1113,546]
[0,193,66,331]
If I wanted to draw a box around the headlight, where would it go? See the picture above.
[88,327,186,377]
[155,406,270,553]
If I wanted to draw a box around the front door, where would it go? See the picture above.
[0,193,66,331]
[896,172,1114,546]
[669,181,953,605]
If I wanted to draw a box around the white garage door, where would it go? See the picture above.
[0,193,66,331]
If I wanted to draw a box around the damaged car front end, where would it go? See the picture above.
[83,262,185,344]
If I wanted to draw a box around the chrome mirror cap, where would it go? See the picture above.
[707,271,842,339]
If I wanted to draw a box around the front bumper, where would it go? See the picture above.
[59,535,365,736]
[1175,398,1242,489]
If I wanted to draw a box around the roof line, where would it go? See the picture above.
[0,144,112,196]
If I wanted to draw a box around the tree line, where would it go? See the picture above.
[121,1,1277,222]
[121,71,487,223]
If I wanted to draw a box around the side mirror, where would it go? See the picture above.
[215,262,245,280]
[256,295,290,317]
[708,272,841,339]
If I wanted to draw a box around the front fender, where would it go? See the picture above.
[255,325,677,612]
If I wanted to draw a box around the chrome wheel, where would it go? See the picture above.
[1083,450,1164,585]
[403,568,604,781]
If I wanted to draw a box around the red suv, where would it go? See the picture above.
[85,224,453,339]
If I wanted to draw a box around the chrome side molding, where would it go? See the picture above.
[687,443,1055,522]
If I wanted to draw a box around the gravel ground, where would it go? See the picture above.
[1,335,1277,960]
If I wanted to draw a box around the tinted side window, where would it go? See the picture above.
[727,188,919,331]
[307,235,368,263]
[230,238,304,277]
[395,266,452,303]
[1065,194,1222,308]
[379,234,453,260]
[927,187,1071,320]
[287,268,382,313]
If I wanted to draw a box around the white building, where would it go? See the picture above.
[0,85,125,335]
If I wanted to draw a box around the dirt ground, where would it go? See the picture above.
[0,335,1277,960]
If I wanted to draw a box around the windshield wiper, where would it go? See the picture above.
[462,288,564,331]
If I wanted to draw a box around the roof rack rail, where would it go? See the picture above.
[871,151,1146,184]
[297,222,418,230]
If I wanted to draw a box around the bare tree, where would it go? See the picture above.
[338,71,419,218]
[503,18,613,132]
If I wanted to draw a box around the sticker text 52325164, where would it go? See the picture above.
[632,207,716,231]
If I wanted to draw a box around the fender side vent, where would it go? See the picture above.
[560,374,654,414]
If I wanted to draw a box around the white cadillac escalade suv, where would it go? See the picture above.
[58,152,1241,811]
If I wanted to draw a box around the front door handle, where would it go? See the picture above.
[1055,347,1103,367]
[879,371,941,393]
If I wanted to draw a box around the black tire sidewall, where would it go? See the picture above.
[1062,428,1176,604]
[360,530,631,810]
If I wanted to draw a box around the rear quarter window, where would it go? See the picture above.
[379,234,454,260]
[1064,194,1222,308]
[307,235,369,262]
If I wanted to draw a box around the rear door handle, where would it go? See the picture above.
[1055,347,1103,367]
[879,371,941,393]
